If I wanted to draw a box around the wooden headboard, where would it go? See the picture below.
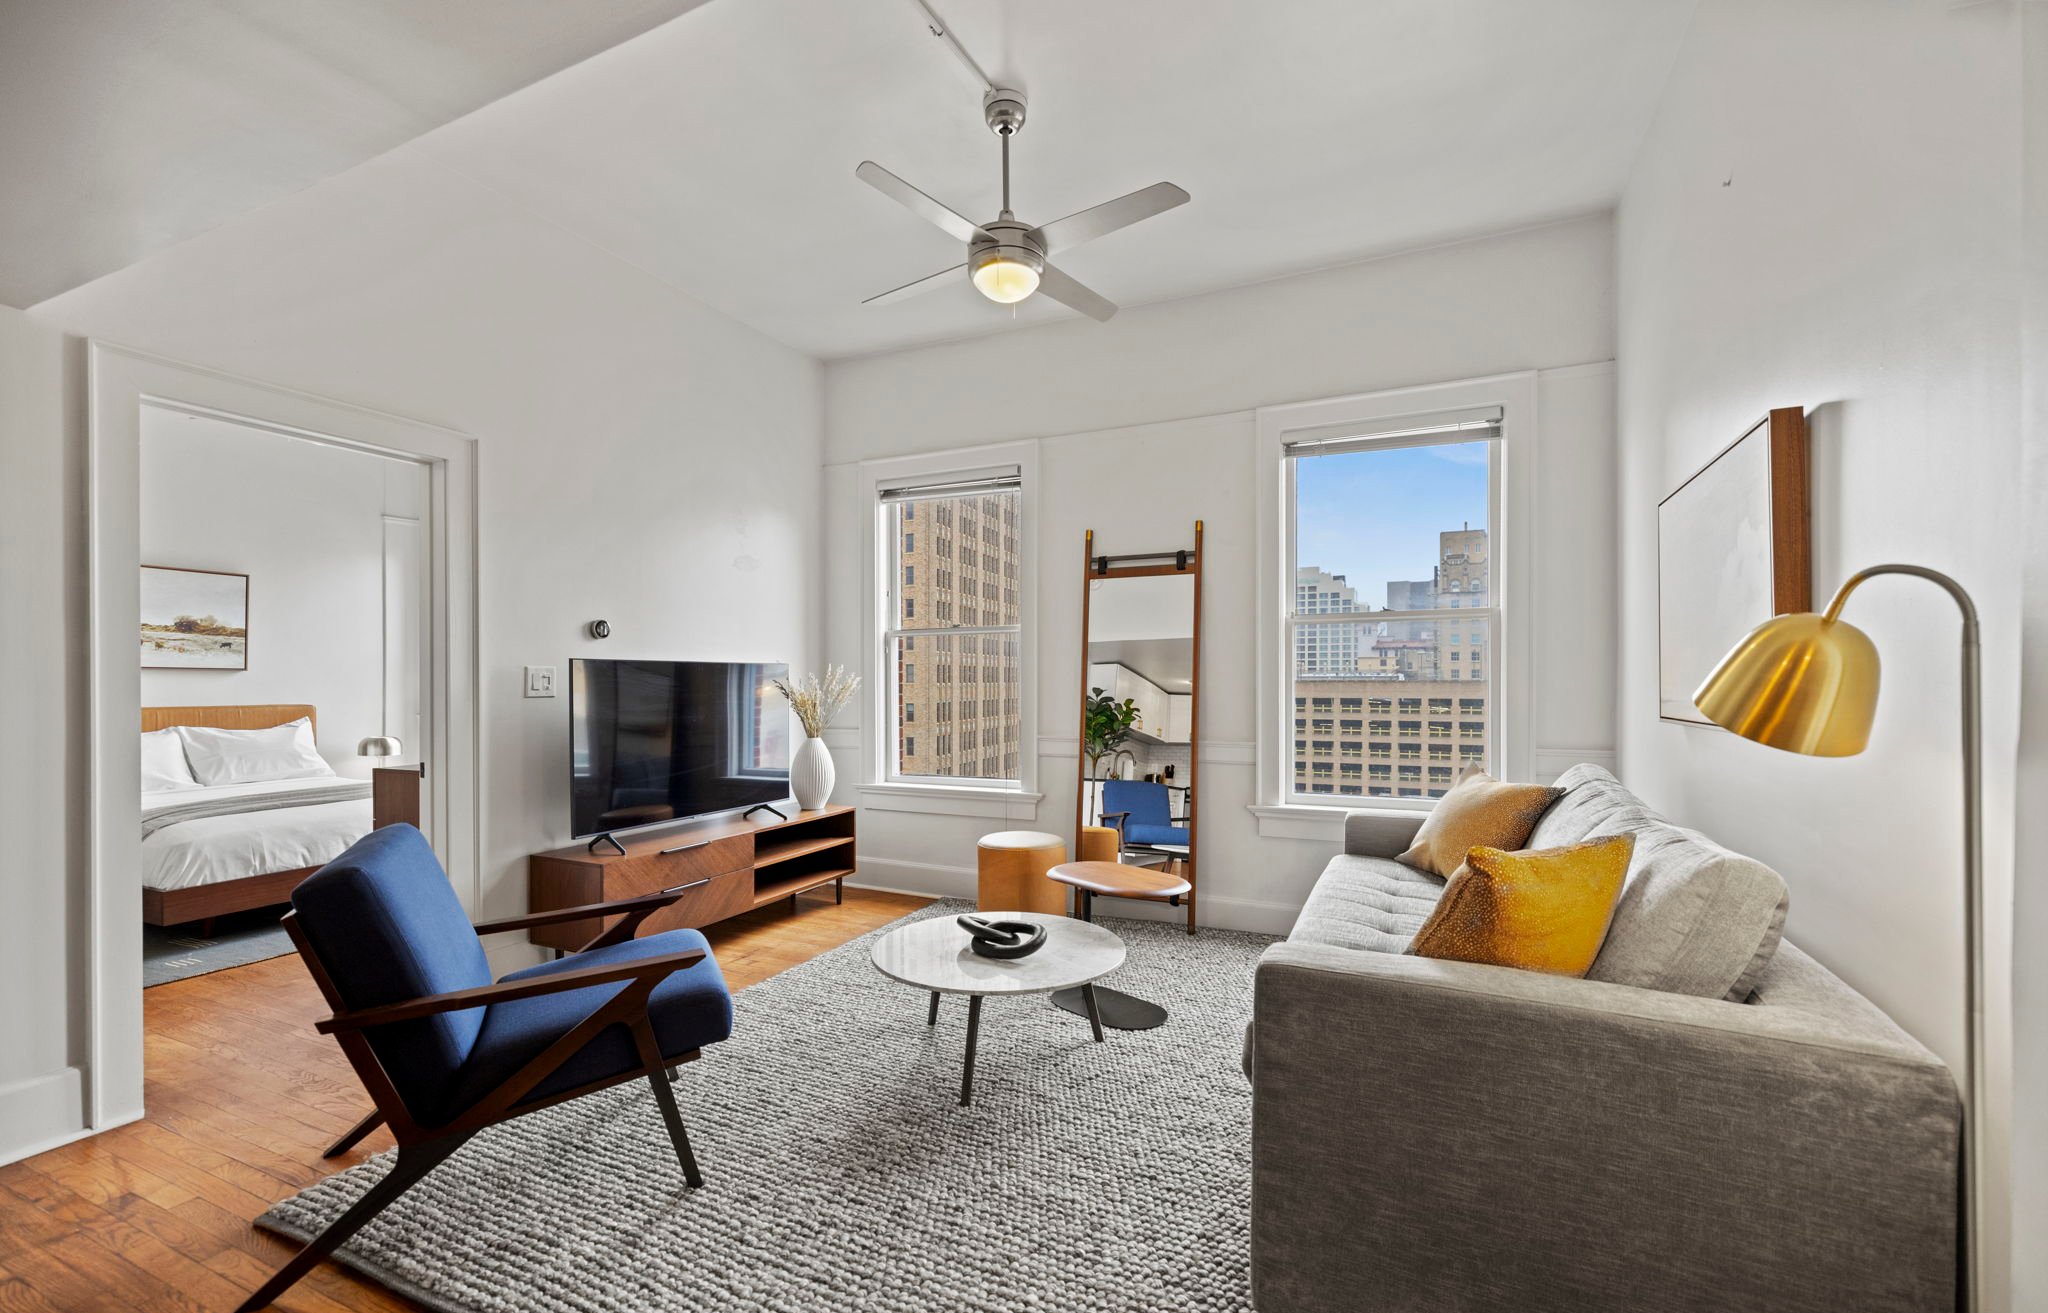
[142,704,318,741]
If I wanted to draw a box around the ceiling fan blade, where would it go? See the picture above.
[863,263,966,306]
[1035,181,1190,254]
[1035,262,1117,321]
[856,161,989,245]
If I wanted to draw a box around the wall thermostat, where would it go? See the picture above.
[588,619,611,639]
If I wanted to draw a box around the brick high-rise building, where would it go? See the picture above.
[892,491,1022,781]
[1292,526,1491,800]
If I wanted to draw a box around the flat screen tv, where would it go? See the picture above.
[569,659,790,840]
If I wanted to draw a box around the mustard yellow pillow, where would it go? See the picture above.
[1406,835,1635,977]
[1395,767,1564,879]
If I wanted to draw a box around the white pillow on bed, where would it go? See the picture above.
[140,728,199,792]
[177,718,335,786]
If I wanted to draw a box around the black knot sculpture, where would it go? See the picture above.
[957,915,1048,960]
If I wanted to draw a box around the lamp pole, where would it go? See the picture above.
[1829,565,1983,1311]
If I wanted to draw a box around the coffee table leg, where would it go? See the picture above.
[960,995,983,1106]
[1081,982,1106,1043]
[928,991,940,1026]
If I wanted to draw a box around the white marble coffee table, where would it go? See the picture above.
[870,911,1126,1106]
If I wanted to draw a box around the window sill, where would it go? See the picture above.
[1247,801,1432,841]
[858,781,1045,820]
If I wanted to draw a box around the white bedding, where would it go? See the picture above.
[141,778,372,892]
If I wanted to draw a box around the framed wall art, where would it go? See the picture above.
[141,565,249,670]
[1657,407,1809,724]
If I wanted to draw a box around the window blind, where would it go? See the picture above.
[1281,406,1502,458]
[878,467,1022,503]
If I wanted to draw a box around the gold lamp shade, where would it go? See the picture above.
[1692,610,1880,757]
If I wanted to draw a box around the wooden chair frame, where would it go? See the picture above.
[241,888,710,1312]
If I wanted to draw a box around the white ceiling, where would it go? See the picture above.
[5,0,1697,356]
[414,0,1697,358]
[0,0,710,307]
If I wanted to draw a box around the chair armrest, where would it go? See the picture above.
[1341,809,1425,858]
[1249,942,1959,1313]
[315,948,705,1034]
[469,888,682,937]
[1100,811,1130,829]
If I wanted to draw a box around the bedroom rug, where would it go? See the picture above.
[259,899,1276,1312]
[143,909,294,986]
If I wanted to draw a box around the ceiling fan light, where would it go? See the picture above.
[972,249,1041,304]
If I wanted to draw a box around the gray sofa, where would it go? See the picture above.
[1247,765,1961,1313]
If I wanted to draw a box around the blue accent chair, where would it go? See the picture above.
[240,824,730,1311]
[1101,779,1189,850]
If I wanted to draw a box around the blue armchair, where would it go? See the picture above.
[1101,779,1188,849]
[240,824,732,1311]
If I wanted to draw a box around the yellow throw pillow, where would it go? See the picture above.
[1406,835,1635,977]
[1395,767,1564,879]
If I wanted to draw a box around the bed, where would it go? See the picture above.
[140,704,411,930]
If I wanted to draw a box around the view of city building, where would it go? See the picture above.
[889,490,1023,781]
[1293,526,1491,799]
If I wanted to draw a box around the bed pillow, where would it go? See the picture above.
[140,728,199,792]
[177,718,335,786]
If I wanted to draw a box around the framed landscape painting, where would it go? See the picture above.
[1657,407,1809,724]
[141,565,249,669]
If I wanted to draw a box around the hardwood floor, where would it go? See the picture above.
[0,887,931,1313]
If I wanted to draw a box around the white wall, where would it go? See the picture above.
[2,141,822,1163]
[0,305,89,1153]
[1615,2,2027,1305]
[140,409,426,775]
[2008,5,2046,1307]
[823,216,1618,929]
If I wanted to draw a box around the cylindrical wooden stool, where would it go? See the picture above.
[1078,824,1120,864]
[976,831,1068,915]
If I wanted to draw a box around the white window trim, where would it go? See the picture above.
[1252,372,1537,836]
[858,441,1041,815]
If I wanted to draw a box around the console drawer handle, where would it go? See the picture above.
[659,839,713,856]
[661,878,712,895]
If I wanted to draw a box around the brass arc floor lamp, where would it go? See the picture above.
[1693,563,1983,1311]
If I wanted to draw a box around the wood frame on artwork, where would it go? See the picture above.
[1656,406,1810,725]
[140,564,250,670]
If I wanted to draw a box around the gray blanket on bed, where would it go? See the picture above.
[141,780,373,841]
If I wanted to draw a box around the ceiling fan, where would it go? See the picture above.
[855,86,1189,321]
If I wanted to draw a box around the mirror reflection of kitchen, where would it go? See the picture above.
[1083,572,1194,875]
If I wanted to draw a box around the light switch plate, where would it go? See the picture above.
[524,665,557,698]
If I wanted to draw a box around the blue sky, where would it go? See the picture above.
[1296,442,1488,608]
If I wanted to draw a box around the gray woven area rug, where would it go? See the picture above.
[260,899,1274,1312]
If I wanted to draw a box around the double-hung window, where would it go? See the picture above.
[1282,408,1499,803]
[1258,375,1530,816]
[879,468,1023,786]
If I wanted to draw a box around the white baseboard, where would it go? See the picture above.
[0,1067,91,1166]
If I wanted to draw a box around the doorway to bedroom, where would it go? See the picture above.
[138,404,432,987]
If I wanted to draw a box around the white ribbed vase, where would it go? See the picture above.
[790,734,835,811]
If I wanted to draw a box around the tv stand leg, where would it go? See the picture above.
[743,803,788,822]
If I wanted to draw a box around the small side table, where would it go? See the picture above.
[1045,861,1191,1032]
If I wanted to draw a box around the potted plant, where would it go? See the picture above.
[1083,686,1142,782]
[772,665,860,811]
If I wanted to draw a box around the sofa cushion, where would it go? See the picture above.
[1288,853,1447,954]
[1530,764,1789,1001]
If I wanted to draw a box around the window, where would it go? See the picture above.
[880,468,1024,786]
[1263,383,1513,812]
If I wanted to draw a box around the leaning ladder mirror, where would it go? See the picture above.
[1072,522,1203,934]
